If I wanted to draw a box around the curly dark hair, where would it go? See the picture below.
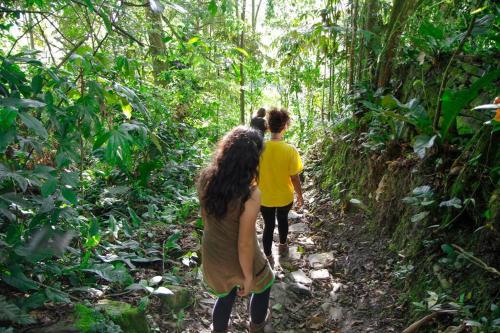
[267,107,290,133]
[197,126,263,219]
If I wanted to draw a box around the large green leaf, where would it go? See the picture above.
[62,188,78,205]
[440,69,500,138]
[41,178,57,197]
[413,135,437,159]
[18,112,48,139]
[0,266,39,292]
[0,98,45,108]
[83,263,133,285]
[0,295,35,325]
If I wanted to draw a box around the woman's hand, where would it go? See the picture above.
[291,174,303,211]
[237,276,254,296]
[296,194,304,210]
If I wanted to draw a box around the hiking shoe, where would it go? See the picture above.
[266,255,274,268]
[278,243,289,256]
[249,309,273,333]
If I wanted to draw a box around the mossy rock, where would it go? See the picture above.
[153,285,193,313]
[95,299,150,333]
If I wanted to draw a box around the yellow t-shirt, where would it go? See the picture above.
[258,140,303,207]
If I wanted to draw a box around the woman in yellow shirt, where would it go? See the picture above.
[258,108,303,265]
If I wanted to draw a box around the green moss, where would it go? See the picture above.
[96,300,150,333]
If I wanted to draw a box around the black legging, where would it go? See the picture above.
[261,203,293,256]
[212,287,271,332]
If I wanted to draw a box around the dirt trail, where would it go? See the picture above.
[182,182,406,333]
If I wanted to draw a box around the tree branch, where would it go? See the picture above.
[56,37,89,69]
[70,0,144,46]
[37,24,57,64]
[7,15,45,56]
[0,6,49,14]
[40,13,76,47]
[122,1,149,7]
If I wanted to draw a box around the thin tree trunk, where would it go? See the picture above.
[376,0,419,88]
[365,0,379,86]
[321,58,327,124]
[251,0,255,32]
[239,0,246,124]
[356,0,367,83]
[28,13,35,49]
[348,0,358,92]
[146,1,167,87]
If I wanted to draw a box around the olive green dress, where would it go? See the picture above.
[201,198,274,297]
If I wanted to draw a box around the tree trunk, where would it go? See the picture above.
[239,0,246,124]
[146,2,167,87]
[321,58,327,124]
[365,0,380,86]
[348,0,358,92]
[376,0,417,89]
[356,0,367,83]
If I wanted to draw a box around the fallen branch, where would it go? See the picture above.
[402,310,457,333]
[452,244,500,276]
[402,312,438,333]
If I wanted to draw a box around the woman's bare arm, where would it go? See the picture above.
[291,174,303,209]
[237,189,261,296]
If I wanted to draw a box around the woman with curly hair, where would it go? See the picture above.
[258,108,303,266]
[198,126,274,333]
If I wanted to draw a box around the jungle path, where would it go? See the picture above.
[181,179,406,333]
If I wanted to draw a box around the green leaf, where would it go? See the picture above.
[412,185,432,196]
[234,47,250,57]
[93,131,111,149]
[441,244,455,256]
[41,178,57,197]
[380,95,399,109]
[413,135,436,159]
[121,103,132,119]
[21,292,47,311]
[440,69,500,138]
[187,37,200,44]
[0,295,35,325]
[45,287,71,304]
[128,207,142,227]
[62,188,78,205]
[31,75,43,94]
[149,0,164,13]
[208,0,217,16]
[83,0,95,12]
[0,98,46,108]
[471,6,488,15]
[83,263,133,285]
[0,266,39,292]
[411,211,429,223]
[99,9,113,32]
[18,112,48,139]
[439,198,462,209]
[150,132,163,152]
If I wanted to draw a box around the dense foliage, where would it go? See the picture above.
[0,0,498,331]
